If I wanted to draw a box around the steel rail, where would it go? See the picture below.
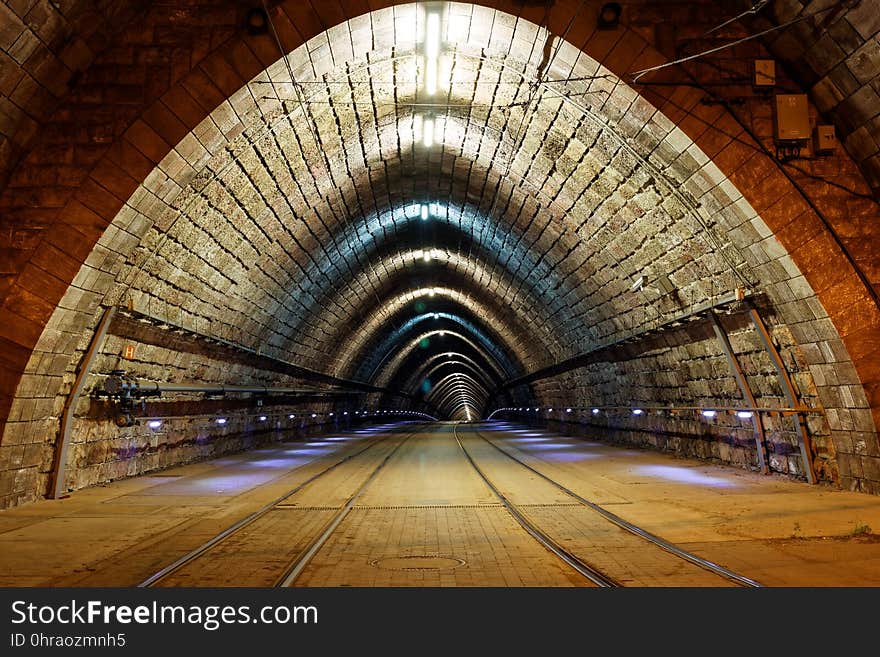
[111,308,428,404]
[137,428,407,587]
[101,377,355,398]
[453,425,618,587]
[710,311,769,474]
[475,428,762,588]
[276,430,415,587]
[748,306,817,484]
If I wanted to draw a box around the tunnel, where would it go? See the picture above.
[0,0,879,588]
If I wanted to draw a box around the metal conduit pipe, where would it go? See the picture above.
[101,376,355,398]
[96,371,362,427]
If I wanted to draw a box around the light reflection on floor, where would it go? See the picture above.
[182,474,286,494]
[488,425,742,482]
[242,458,315,468]
[514,441,599,462]
[282,448,332,457]
[633,465,736,487]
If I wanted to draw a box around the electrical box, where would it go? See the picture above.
[754,59,775,88]
[814,125,836,154]
[774,94,810,142]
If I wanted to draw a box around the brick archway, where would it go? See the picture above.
[1,1,878,504]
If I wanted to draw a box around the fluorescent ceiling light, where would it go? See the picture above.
[425,13,440,58]
[425,58,437,95]
[423,118,434,147]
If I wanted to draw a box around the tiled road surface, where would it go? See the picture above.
[2,422,880,586]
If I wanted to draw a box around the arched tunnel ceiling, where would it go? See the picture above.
[0,0,153,188]
[1,0,879,500]
[1,1,879,195]
[14,2,876,415]
[355,311,518,383]
[81,3,774,419]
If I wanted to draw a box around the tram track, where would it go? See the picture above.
[457,424,762,587]
[139,422,762,587]
[474,427,761,586]
[274,429,414,587]
[453,424,618,587]
[138,425,417,587]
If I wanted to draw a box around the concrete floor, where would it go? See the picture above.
[1,421,879,587]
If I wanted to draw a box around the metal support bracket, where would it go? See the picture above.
[496,289,750,393]
[710,311,769,474]
[748,306,817,484]
[96,371,360,427]
[51,306,117,499]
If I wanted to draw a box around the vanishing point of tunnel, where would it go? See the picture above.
[1,0,880,587]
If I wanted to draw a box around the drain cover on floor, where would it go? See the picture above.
[370,556,466,571]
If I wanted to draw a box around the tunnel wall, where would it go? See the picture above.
[63,409,393,494]
[58,328,356,494]
[11,310,397,498]
[506,310,852,485]
[0,1,878,506]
